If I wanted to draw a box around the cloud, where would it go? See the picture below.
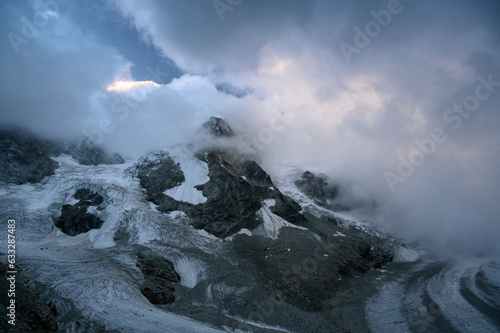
[106,80,160,92]
[0,0,131,140]
[108,0,500,260]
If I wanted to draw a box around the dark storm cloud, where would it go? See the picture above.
[0,0,130,139]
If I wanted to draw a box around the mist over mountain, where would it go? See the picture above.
[1,0,500,331]
[2,0,499,261]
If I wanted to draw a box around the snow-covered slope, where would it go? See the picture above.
[252,199,307,239]
[0,153,226,332]
[164,145,209,204]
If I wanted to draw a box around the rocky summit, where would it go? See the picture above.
[201,116,235,137]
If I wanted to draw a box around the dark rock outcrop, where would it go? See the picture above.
[55,189,104,236]
[45,139,124,166]
[0,128,124,186]
[190,151,264,237]
[295,171,348,211]
[295,171,333,199]
[0,129,59,185]
[134,147,306,238]
[193,150,306,237]
[134,151,185,208]
[201,116,235,137]
[136,247,180,305]
[0,263,57,332]
[61,139,125,166]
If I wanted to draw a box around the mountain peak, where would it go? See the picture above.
[201,116,234,137]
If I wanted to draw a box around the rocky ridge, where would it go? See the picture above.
[0,128,124,185]
[134,118,305,238]
[0,129,59,185]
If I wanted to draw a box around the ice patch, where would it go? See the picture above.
[238,228,252,236]
[393,246,424,262]
[175,257,206,289]
[196,228,222,241]
[53,154,81,166]
[333,231,347,237]
[253,199,307,239]
[263,198,276,207]
[87,206,99,215]
[37,228,91,247]
[223,313,292,332]
[427,264,499,332]
[27,187,60,210]
[17,247,223,333]
[168,210,187,220]
[164,147,209,205]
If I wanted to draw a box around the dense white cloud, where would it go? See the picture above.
[108,0,500,259]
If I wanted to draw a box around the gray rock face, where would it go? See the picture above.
[136,247,180,304]
[55,189,104,236]
[201,116,235,137]
[0,128,124,186]
[47,139,124,166]
[0,130,59,185]
[295,171,332,199]
[295,171,348,211]
[190,150,265,237]
[134,151,185,208]
[63,140,125,166]
[233,213,393,312]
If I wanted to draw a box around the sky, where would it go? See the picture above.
[1,0,500,260]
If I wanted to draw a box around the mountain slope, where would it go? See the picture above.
[0,119,419,332]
